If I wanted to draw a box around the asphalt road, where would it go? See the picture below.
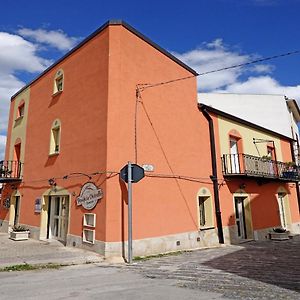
[0,264,226,300]
[1,235,300,299]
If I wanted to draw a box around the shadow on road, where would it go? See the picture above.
[202,236,300,293]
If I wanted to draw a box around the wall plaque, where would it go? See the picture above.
[76,182,103,210]
[34,198,42,213]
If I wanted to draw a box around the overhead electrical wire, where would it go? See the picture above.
[6,50,299,194]
[137,49,300,91]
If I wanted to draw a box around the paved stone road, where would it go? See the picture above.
[127,237,300,300]
[0,233,103,267]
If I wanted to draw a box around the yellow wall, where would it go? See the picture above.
[9,88,30,164]
[218,116,283,161]
[8,190,21,227]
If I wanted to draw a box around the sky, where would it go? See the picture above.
[1,0,300,159]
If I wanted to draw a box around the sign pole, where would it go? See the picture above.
[128,161,133,264]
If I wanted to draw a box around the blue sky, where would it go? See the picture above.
[1,0,300,158]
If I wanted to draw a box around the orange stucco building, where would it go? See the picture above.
[1,21,299,258]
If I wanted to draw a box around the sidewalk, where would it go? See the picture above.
[0,233,104,268]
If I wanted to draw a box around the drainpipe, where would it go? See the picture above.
[198,104,224,244]
[290,140,300,212]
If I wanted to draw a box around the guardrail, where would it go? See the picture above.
[0,160,23,182]
[222,154,299,181]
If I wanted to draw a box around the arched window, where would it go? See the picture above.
[228,129,243,174]
[53,69,64,94]
[17,100,25,119]
[49,119,61,155]
[14,138,22,162]
[197,188,214,229]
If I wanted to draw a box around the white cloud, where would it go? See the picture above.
[174,39,300,102]
[0,135,6,160]
[0,28,78,159]
[217,76,300,100]
[173,40,270,91]
[0,32,51,73]
[0,31,53,159]
[250,64,274,73]
[17,28,79,51]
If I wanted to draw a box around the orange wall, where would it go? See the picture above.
[4,28,110,240]
[104,25,212,241]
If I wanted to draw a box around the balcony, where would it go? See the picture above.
[0,160,23,183]
[222,154,300,182]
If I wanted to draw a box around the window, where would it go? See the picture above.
[53,69,64,95]
[198,197,206,226]
[197,188,214,229]
[18,103,25,118]
[15,100,25,120]
[267,146,275,160]
[83,229,95,244]
[49,119,61,155]
[83,213,96,228]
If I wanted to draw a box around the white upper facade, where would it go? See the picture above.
[198,93,299,139]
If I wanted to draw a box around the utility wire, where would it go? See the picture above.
[138,49,300,91]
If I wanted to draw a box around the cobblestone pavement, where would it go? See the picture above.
[126,237,300,300]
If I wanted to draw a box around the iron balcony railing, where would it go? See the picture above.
[0,160,23,183]
[222,154,300,181]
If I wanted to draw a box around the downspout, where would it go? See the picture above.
[290,140,300,212]
[198,104,224,244]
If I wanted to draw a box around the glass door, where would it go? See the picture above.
[50,196,69,242]
[235,197,247,239]
[230,138,240,173]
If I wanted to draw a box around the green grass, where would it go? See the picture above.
[133,250,189,261]
[0,263,66,272]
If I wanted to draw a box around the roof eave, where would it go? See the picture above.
[198,103,294,142]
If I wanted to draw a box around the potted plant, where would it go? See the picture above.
[282,162,298,179]
[10,225,30,241]
[261,155,272,161]
[269,227,289,241]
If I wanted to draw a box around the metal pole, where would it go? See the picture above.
[128,161,133,263]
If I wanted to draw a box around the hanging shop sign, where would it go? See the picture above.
[76,182,103,210]
[34,198,42,213]
[3,197,10,209]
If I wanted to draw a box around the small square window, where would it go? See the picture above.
[83,229,95,244]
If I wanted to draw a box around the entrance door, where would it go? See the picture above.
[49,196,69,242]
[14,196,20,226]
[278,193,287,228]
[235,197,247,239]
[230,138,240,173]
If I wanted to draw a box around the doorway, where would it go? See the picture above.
[277,192,288,229]
[9,193,22,229]
[47,196,69,243]
[230,138,240,173]
[234,197,247,239]
[14,196,20,226]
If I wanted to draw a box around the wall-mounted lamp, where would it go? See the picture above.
[239,183,246,190]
